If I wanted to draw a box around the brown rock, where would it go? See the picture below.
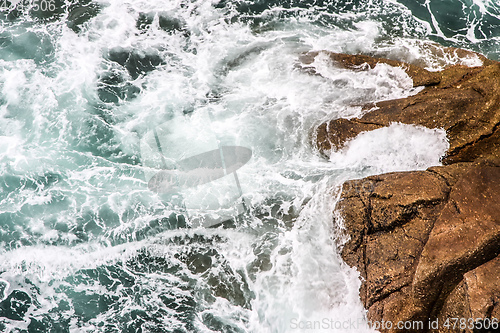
[434,280,472,333]
[464,256,500,320]
[300,51,442,87]
[338,164,500,332]
[338,170,449,326]
[369,171,449,231]
[309,52,500,165]
[314,49,500,332]
[315,118,382,155]
[412,166,500,315]
[435,256,500,332]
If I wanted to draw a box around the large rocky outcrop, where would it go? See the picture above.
[309,51,500,165]
[339,163,500,331]
[308,50,500,332]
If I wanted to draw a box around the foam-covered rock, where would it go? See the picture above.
[309,51,500,166]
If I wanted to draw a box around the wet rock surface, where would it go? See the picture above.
[311,50,500,332]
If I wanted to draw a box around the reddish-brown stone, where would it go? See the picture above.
[308,52,500,165]
[319,50,500,332]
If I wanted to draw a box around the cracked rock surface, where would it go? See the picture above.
[308,51,500,332]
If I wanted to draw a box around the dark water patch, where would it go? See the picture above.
[65,265,135,291]
[0,280,7,300]
[97,71,141,104]
[121,308,177,333]
[126,247,183,275]
[0,290,31,321]
[108,212,188,246]
[131,213,187,241]
[27,314,70,333]
[0,171,73,247]
[0,212,33,249]
[216,0,408,18]
[123,251,198,331]
[215,0,319,30]
[136,12,188,35]
[216,0,324,16]
[216,0,416,33]
[5,294,74,332]
[18,191,67,212]
[64,288,118,322]
[252,194,300,228]
[0,0,100,34]
[29,0,65,21]
[107,48,164,80]
[217,42,271,76]
[206,264,253,309]
[66,0,100,33]
[202,312,245,333]
[96,48,166,105]
[128,235,254,309]
[166,233,227,247]
[397,0,500,55]
[173,244,253,309]
[136,13,196,55]
[0,206,85,249]
[247,231,278,278]
[90,104,116,125]
[66,205,129,244]
[70,209,116,242]
[52,219,69,233]
[157,293,197,331]
[51,266,135,326]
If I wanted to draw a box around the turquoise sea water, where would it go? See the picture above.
[0,0,498,332]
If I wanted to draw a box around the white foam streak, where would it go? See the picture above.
[0,242,132,282]
[424,0,448,40]
[249,182,375,333]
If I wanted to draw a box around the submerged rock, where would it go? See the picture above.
[0,290,32,321]
[107,47,164,80]
[136,12,187,35]
[66,0,101,33]
[310,50,500,331]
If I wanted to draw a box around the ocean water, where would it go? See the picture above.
[0,0,498,332]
